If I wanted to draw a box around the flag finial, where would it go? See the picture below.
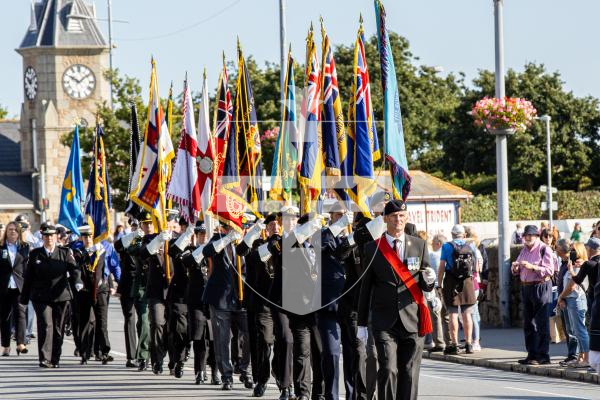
[203,67,206,81]
[319,16,326,38]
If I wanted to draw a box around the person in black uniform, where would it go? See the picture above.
[139,226,173,374]
[357,200,437,400]
[0,221,30,356]
[114,218,144,368]
[166,217,195,378]
[202,225,253,390]
[20,224,83,368]
[180,221,211,384]
[72,225,105,364]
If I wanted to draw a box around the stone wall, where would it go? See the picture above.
[479,245,527,327]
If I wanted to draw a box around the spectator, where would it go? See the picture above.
[570,223,583,243]
[585,238,600,373]
[512,225,554,365]
[541,221,549,231]
[512,223,524,245]
[113,224,125,242]
[558,242,590,368]
[425,233,446,352]
[568,237,600,320]
[554,239,579,367]
[591,221,600,239]
[464,226,484,352]
[438,224,479,355]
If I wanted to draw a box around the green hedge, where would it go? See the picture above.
[461,190,600,222]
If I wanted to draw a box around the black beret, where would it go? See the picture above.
[383,199,407,215]
[179,217,189,226]
[265,213,278,225]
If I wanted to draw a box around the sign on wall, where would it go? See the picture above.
[406,202,458,239]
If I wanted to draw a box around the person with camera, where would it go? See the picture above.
[437,224,480,355]
[557,241,591,368]
[554,239,579,366]
[512,225,555,365]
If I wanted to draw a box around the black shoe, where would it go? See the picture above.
[559,356,577,367]
[195,372,205,385]
[39,360,53,368]
[184,349,190,362]
[429,346,445,352]
[253,383,266,397]
[465,343,474,354]
[74,349,80,357]
[279,388,291,400]
[152,363,164,375]
[125,359,138,368]
[538,358,551,365]
[80,358,88,365]
[202,370,208,382]
[240,373,254,389]
[174,362,184,378]
[102,355,114,365]
[222,382,233,390]
[444,345,458,355]
[30,333,36,339]
[95,355,102,362]
[137,359,148,371]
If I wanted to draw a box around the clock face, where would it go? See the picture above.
[24,66,37,100]
[62,64,96,99]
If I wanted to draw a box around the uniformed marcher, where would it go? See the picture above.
[202,225,253,390]
[114,218,144,368]
[166,217,196,378]
[357,200,437,400]
[20,224,83,368]
[72,225,105,364]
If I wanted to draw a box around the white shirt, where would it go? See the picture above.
[385,232,406,261]
[7,242,17,289]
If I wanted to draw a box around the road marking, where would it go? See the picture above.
[504,386,592,399]
[63,339,127,357]
[420,373,456,381]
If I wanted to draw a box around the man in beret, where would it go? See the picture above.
[357,199,436,400]
[512,224,555,365]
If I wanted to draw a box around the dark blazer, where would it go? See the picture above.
[114,236,141,298]
[357,234,433,333]
[320,230,353,312]
[237,238,274,312]
[21,246,82,304]
[180,246,208,307]
[202,233,245,311]
[72,246,105,300]
[0,242,30,295]
[138,235,174,301]
[166,242,190,304]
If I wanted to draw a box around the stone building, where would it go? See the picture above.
[3,0,109,227]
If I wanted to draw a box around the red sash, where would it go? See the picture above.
[376,237,432,336]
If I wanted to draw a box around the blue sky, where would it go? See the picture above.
[2,0,599,117]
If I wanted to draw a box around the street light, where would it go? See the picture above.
[536,115,553,227]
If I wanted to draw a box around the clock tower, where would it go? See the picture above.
[16,0,109,222]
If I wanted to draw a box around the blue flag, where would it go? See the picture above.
[375,0,411,201]
[84,124,112,243]
[58,126,85,235]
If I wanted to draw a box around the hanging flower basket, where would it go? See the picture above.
[471,97,537,134]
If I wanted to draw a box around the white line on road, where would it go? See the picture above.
[504,386,592,400]
[420,373,456,381]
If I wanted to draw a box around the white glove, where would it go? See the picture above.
[192,245,206,264]
[328,214,350,237]
[243,219,266,247]
[212,231,241,254]
[294,217,322,244]
[422,267,436,285]
[121,230,142,248]
[75,283,84,292]
[258,243,272,262]
[365,216,386,240]
[357,326,368,343]
[174,225,195,251]
[146,231,171,255]
[346,233,356,247]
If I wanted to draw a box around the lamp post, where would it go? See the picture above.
[537,115,553,227]
[493,0,511,328]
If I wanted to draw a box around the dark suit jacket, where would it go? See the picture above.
[180,246,208,307]
[21,246,82,304]
[357,234,433,333]
[320,230,353,312]
[237,238,273,312]
[0,242,30,295]
[166,243,190,304]
[139,235,174,301]
[114,236,140,298]
[72,246,106,300]
[202,233,245,311]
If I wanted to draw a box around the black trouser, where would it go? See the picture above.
[254,306,274,385]
[247,310,258,382]
[67,296,80,351]
[316,310,341,400]
[76,292,96,361]
[289,312,324,399]
[271,307,293,389]
[521,280,552,362]
[188,304,209,375]
[338,309,367,400]
[366,325,378,400]
[168,302,188,365]
[0,289,26,347]
[149,298,168,366]
[33,301,69,364]
[209,306,250,383]
[373,320,424,400]
[93,290,110,357]
[120,296,137,360]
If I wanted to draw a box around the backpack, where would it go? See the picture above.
[450,241,475,281]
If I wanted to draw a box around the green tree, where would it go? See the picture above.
[0,104,8,119]
[442,63,600,191]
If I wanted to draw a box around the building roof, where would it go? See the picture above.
[0,121,22,172]
[19,0,107,49]
[375,170,473,201]
[0,174,34,209]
